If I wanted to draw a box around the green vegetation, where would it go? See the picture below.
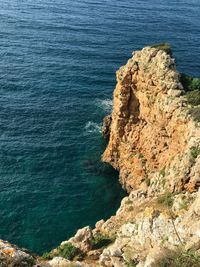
[179,73,200,122]
[160,236,169,246]
[125,262,136,267]
[189,107,200,122]
[145,177,151,186]
[159,168,166,177]
[179,198,189,210]
[180,74,200,92]
[157,192,174,207]
[42,242,81,261]
[56,243,81,260]
[180,73,200,107]
[186,90,200,106]
[190,146,200,160]
[125,199,133,205]
[151,43,172,55]
[91,234,114,250]
[138,153,144,159]
[157,249,200,267]
[41,252,52,260]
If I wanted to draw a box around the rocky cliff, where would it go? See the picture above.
[1,45,200,267]
[102,46,199,195]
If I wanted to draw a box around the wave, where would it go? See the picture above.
[84,121,102,134]
[95,98,112,113]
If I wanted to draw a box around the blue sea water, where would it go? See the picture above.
[0,0,200,254]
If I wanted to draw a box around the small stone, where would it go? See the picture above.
[48,257,70,267]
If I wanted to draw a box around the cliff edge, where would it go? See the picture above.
[103,45,199,195]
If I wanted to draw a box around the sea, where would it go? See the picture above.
[0,0,199,254]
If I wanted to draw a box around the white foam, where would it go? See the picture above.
[95,98,112,112]
[84,121,102,134]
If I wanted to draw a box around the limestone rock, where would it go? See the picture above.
[102,46,200,194]
[0,239,35,267]
[47,257,70,267]
[47,257,91,267]
[62,226,93,253]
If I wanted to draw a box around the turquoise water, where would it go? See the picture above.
[0,0,200,254]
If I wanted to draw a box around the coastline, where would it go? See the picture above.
[1,45,200,267]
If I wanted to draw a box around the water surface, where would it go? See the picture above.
[0,0,199,253]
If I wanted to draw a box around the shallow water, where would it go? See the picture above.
[0,0,199,254]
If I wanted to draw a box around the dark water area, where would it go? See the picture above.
[0,0,199,254]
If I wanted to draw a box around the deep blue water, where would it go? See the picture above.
[0,0,199,254]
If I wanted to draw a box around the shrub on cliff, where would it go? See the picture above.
[180,74,200,92]
[157,192,174,207]
[190,146,200,160]
[42,242,82,261]
[56,242,80,260]
[91,234,114,249]
[180,74,200,115]
[189,107,200,122]
[186,90,200,106]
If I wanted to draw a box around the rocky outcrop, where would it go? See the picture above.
[0,240,35,267]
[1,45,200,267]
[61,227,93,253]
[102,46,200,195]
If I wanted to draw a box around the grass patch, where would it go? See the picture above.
[151,43,172,55]
[42,242,82,261]
[41,252,53,260]
[157,192,174,207]
[91,234,114,250]
[157,249,200,267]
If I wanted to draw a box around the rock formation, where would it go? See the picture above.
[102,46,199,195]
[0,45,199,267]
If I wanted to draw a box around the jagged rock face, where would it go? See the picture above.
[61,226,93,253]
[103,47,200,194]
[0,240,35,267]
[102,115,112,139]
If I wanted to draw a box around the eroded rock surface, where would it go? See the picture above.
[102,46,200,194]
[0,240,35,267]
